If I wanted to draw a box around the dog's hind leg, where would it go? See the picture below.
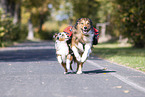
[61,63,68,74]
[66,54,74,72]
[77,62,83,74]
[57,55,68,74]
[70,61,73,71]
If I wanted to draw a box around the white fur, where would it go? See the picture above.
[72,46,81,62]
[55,32,69,63]
[55,41,69,63]
[81,43,91,62]
[55,32,74,74]
[72,30,94,63]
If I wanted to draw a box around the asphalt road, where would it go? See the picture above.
[0,41,145,97]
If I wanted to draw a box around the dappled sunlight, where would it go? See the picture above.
[94,43,132,49]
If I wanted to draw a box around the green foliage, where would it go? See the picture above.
[97,1,113,23]
[37,30,56,40]
[1,0,144,48]
[70,0,99,25]
[35,21,59,40]
[112,0,145,48]
[93,43,145,72]
[0,10,27,47]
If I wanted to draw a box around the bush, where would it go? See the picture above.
[37,30,57,40]
[0,10,28,47]
[113,0,145,48]
[35,21,59,40]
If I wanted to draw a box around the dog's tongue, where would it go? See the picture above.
[83,30,88,34]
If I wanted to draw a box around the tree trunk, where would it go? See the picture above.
[39,14,44,32]
[13,2,21,24]
[0,0,7,12]
[0,0,8,20]
[27,16,34,40]
[0,0,21,24]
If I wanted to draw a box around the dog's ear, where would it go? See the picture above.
[53,33,59,41]
[74,18,82,29]
[88,18,93,29]
[53,33,58,38]
[88,18,93,26]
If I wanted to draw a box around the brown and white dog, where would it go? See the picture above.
[71,18,94,74]
[54,32,73,74]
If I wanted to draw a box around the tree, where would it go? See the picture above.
[0,0,21,24]
[22,0,50,40]
[22,0,60,40]
[70,0,99,25]
[112,0,145,48]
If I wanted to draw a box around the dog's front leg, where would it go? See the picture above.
[81,44,92,63]
[57,55,62,64]
[77,62,83,74]
[72,46,81,62]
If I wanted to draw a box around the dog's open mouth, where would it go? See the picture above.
[81,28,89,34]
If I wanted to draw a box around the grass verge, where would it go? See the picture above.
[93,43,145,72]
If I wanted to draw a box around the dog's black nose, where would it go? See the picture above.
[84,26,87,29]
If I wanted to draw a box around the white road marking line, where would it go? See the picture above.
[87,60,145,93]
[0,46,55,51]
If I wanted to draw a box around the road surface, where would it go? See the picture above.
[0,41,145,97]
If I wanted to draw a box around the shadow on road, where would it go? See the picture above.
[83,69,116,74]
[0,41,57,62]
[0,49,57,62]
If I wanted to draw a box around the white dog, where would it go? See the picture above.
[54,32,73,74]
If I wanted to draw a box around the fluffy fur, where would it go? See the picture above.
[54,32,73,74]
[71,18,94,74]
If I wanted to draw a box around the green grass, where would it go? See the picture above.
[93,43,145,72]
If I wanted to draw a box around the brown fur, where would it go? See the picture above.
[54,32,74,74]
[71,18,94,74]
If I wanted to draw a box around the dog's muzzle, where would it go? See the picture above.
[81,26,90,35]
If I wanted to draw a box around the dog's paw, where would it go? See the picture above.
[77,71,82,74]
[64,71,72,74]
[64,72,67,74]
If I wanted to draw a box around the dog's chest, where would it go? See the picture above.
[82,33,94,43]
[55,41,69,55]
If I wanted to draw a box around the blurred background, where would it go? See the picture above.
[0,0,145,48]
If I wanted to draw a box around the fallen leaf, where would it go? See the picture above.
[8,64,12,66]
[106,79,108,81]
[114,86,122,89]
[123,90,129,93]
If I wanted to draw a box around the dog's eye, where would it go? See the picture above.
[87,23,90,24]
[81,23,83,25]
